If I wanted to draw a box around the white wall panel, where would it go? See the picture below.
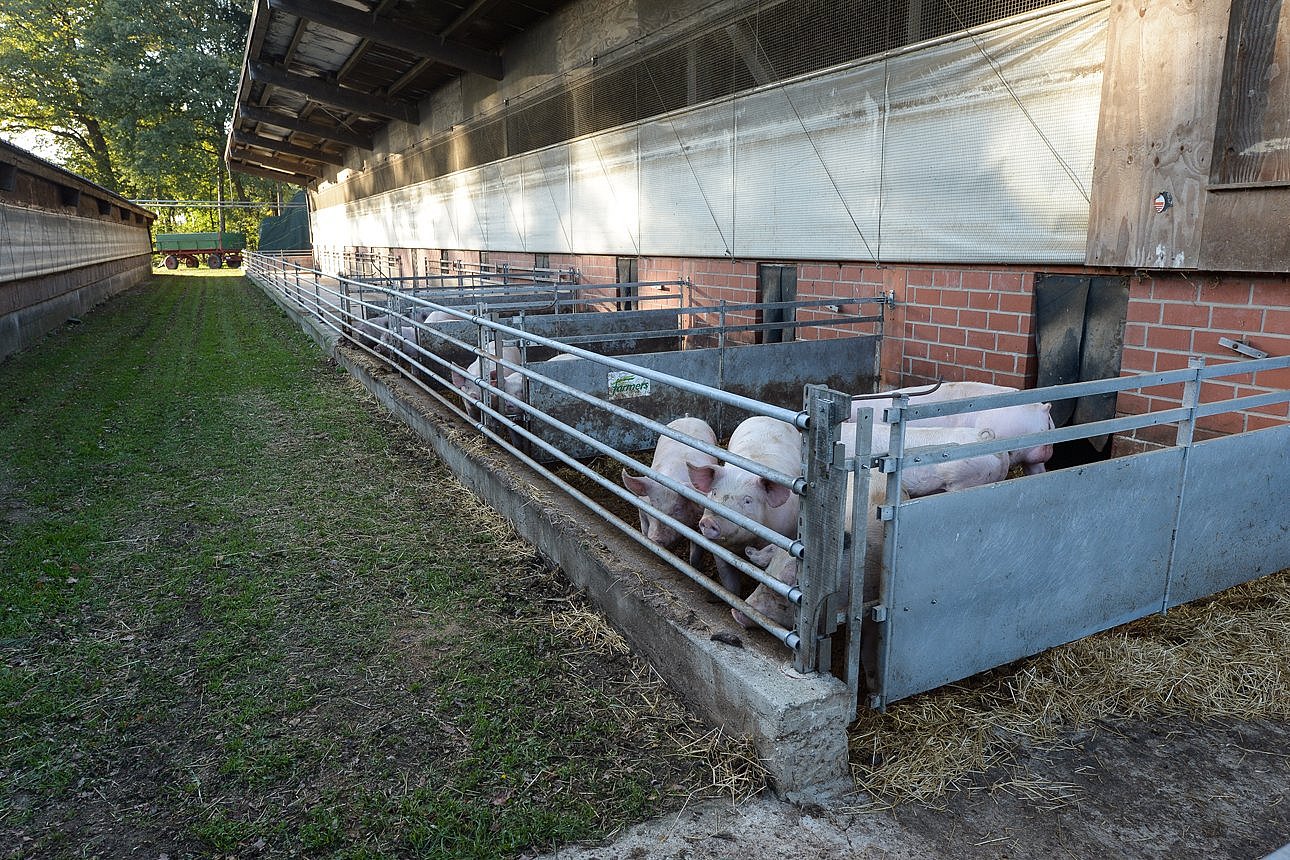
[0,204,151,282]
[569,128,640,255]
[637,104,736,257]
[519,149,574,254]
[311,1,1108,265]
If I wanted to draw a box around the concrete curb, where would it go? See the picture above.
[255,279,853,803]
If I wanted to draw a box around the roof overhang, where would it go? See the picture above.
[225,0,564,188]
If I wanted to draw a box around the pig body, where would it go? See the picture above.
[733,469,896,630]
[451,344,522,419]
[686,416,800,596]
[852,381,1054,475]
[352,314,390,349]
[845,423,1010,496]
[423,310,457,323]
[621,417,719,566]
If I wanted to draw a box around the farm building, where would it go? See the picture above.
[226,0,1289,450]
[227,0,1290,797]
[0,140,155,361]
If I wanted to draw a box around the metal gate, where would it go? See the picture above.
[863,355,1290,708]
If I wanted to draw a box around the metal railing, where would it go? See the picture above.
[247,251,1290,716]
[246,252,882,672]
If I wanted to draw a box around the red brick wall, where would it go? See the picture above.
[346,246,1289,450]
[1115,272,1290,453]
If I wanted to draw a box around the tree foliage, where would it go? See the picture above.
[0,0,286,223]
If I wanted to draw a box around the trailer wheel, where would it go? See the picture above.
[183,255,199,268]
[163,254,179,270]
[226,254,243,267]
[208,253,224,269]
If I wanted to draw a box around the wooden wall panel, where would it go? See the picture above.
[1200,189,1290,270]
[1086,0,1230,269]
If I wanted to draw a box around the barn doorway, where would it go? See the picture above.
[758,263,798,344]
[1034,273,1130,468]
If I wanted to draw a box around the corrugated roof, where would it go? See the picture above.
[226,0,565,186]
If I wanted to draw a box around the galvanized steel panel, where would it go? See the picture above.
[418,308,682,370]
[878,449,1183,703]
[1167,424,1290,608]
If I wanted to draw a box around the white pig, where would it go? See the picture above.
[852,381,1054,475]
[732,469,897,630]
[686,416,800,596]
[450,343,522,419]
[621,417,719,567]
[844,423,1009,496]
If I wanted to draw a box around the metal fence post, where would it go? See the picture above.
[795,385,852,675]
[1162,356,1206,610]
[871,393,910,710]
[844,410,875,712]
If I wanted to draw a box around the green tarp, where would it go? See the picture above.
[257,191,310,252]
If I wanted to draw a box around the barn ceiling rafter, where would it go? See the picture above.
[226,0,565,186]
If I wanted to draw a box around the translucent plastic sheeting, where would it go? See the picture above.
[310,1,1108,263]
[0,204,152,282]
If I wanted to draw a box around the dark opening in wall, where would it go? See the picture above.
[0,161,15,192]
[97,198,112,215]
[57,184,80,207]
[534,253,550,269]
[119,206,130,220]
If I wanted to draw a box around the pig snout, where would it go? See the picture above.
[697,513,723,540]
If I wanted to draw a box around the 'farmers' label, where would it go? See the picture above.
[607,371,651,400]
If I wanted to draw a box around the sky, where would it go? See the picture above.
[0,128,64,163]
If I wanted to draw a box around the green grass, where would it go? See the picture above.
[0,270,756,858]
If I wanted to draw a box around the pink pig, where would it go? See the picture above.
[852,381,1054,475]
[686,416,801,596]
[621,416,718,567]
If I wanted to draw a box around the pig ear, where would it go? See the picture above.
[450,364,468,389]
[687,462,719,494]
[621,470,654,497]
[745,544,776,568]
[761,477,792,509]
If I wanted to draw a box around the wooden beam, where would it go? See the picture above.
[248,61,419,124]
[239,105,373,150]
[267,0,503,80]
[231,130,346,166]
[227,160,315,187]
[442,0,504,38]
[229,145,325,178]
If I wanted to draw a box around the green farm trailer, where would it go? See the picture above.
[156,232,246,269]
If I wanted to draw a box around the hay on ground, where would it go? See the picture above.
[848,567,1290,807]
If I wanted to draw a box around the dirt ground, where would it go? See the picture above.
[539,716,1290,859]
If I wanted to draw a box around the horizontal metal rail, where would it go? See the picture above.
[248,257,801,646]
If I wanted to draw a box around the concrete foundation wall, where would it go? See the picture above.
[0,254,152,362]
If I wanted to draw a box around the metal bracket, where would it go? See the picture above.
[869,604,888,622]
[1218,337,1269,360]
[878,504,896,522]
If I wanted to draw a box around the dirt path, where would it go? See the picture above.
[541,716,1290,859]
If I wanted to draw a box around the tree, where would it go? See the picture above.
[0,0,275,206]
